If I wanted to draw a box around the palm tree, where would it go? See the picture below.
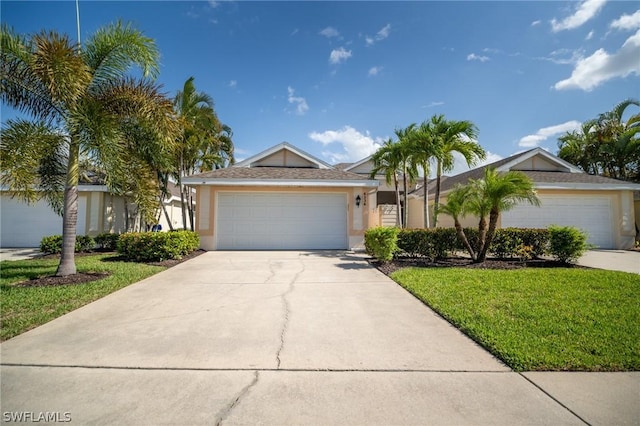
[394,124,418,227]
[0,22,177,276]
[408,120,439,228]
[429,116,484,227]
[173,77,234,230]
[471,168,540,262]
[370,139,403,227]
[437,184,476,259]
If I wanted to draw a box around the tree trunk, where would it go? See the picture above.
[402,166,409,228]
[56,141,80,276]
[477,215,488,255]
[124,198,130,232]
[433,161,442,228]
[179,152,188,230]
[160,197,174,231]
[454,218,475,260]
[477,209,500,263]
[394,173,401,227]
[422,162,430,228]
[188,191,195,231]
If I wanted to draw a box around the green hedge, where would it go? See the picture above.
[368,227,552,261]
[548,225,589,263]
[364,227,399,262]
[39,235,95,254]
[95,233,120,251]
[117,230,200,262]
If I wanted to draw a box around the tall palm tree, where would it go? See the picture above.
[429,116,484,227]
[594,99,639,181]
[173,76,234,230]
[470,168,540,262]
[0,22,177,276]
[437,184,476,258]
[408,120,439,228]
[370,138,403,227]
[394,124,418,227]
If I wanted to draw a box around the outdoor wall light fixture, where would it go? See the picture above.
[355,195,361,207]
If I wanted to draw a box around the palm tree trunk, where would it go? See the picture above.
[402,166,409,228]
[188,191,195,231]
[160,197,174,231]
[394,173,401,227]
[477,209,500,263]
[433,160,442,228]
[477,215,488,255]
[56,141,80,276]
[422,161,430,228]
[454,218,475,260]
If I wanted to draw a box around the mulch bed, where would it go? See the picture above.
[17,249,207,288]
[370,256,587,276]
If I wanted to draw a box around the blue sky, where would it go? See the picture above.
[2,1,639,174]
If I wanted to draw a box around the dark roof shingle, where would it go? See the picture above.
[186,167,371,181]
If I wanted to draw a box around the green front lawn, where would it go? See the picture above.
[391,267,640,371]
[1,255,165,341]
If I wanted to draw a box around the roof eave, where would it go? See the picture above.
[182,178,379,188]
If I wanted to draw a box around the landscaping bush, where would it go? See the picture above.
[364,227,399,262]
[547,225,589,263]
[397,228,458,260]
[39,234,96,254]
[95,233,120,251]
[117,230,200,262]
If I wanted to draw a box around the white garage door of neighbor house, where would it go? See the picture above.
[216,192,348,250]
[501,195,613,248]
[1,196,62,247]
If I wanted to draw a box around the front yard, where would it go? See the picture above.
[392,267,640,371]
[1,254,165,341]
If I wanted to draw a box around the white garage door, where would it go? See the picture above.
[1,196,62,247]
[502,195,613,248]
[216,192,348,250]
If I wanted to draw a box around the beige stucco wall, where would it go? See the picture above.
[407,189,637,249]
[194,185,372,250]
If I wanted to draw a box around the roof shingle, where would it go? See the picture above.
[186,167,371,181]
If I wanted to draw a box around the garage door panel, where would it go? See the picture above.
[502,195,613,248]
[216,192,347,250]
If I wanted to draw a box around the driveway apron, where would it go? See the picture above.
[0,251,623,425]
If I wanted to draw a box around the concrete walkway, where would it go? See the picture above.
[1,251,638,425]
[578,249,640,274]
[0,247,42,261]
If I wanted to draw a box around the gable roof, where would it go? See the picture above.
[234,142,332,169]
[343,155,372,172]
[415,148,640,198]
[183,142,379,187]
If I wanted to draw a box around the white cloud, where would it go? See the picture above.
[538,48,585,65]
[329,47,352,64]
[518,120,582,148]
[483,47,500,54]
[319,26,340,38]
[365,24,391,46]
[228,80,237,88]
[554,29,640,91]
[551,0,607,32]
[467,53,489,62]
[208,0,219,8]
[610,10,640,31]
[586,30,594,40]
[422,101,445,108]
[368,66,382,76]
[531,20,542,26]
[287,86,309,115]
[308,126,383,163]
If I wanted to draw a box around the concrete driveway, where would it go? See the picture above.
[2,251,637,425]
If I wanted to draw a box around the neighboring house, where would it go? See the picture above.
[0,182,186,248]
[407,147,640,249]
[182,142,378,250]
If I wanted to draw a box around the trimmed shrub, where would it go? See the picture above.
[95,233,120,251]
[397,228,458,260]
[117,230,200,262]
[548,225,589,263]
[39,234,96,254]
[364,227,399,262]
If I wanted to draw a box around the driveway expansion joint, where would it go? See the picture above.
[518,373,591,426]
[214,370,259,426]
